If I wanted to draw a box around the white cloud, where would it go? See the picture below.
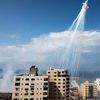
[0,31,100,69]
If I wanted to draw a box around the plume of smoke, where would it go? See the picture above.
[62,0,89,76]
[0,66,14,92]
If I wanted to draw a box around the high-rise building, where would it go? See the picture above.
[47,68,70,100]
[81,81,98,100]
[12,65,49,100]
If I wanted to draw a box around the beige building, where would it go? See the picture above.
[81,81,98,100]
[47,68,70,100]
[12,65,49,100]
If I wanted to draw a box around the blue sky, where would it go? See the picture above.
[0,0,99,45]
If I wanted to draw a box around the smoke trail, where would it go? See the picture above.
[69,1,88,77]
[57,0,89,78]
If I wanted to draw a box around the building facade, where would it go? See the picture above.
[47,68,70,100]
[12,66,49,100]
[81,81,98,100]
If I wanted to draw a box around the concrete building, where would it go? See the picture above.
[47,68,70,100]
[81,81,98,100]
[12,65,49,100]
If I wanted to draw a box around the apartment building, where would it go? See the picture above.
[12,65,49,100]
[81,81,98,100]
[47,68,70,100]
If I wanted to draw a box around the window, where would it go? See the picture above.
[66,78,69,80]
[25,88,28,90]
[25,78,29,81]
[43,87,48,90]
[30,93,34,95]
[44,83,48,85]
[54,82,56,85]
[31,78,35,81]
[62,71,64,73]
[25,83,29,85]
[31,83,34,85]
[16,78,20,81]
[58,86,60,88]
[15,88,19,91]
[66,82,69,84]
[43,92,47,95]
[24,93,28,95]
[58,90,60,92]
[54,72,57,73]
[24,99,28,100]
[43,97,47,100]
[15,83,20,86]
[63,90,65,92]
[31,87,34,90]
[30,98,34,100]
[63,86,65,88]
[58,79,61,81]
[44,78,48,81]
[58,97,61,99]
[15,93,19,96]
